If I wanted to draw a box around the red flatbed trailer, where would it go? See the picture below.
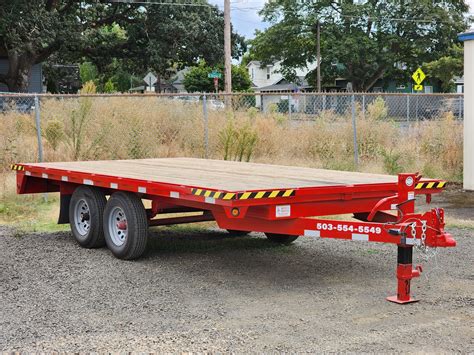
[11,158,455,304]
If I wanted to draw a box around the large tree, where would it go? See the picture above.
[124,2,246,90]
[250,0,470,92]
[0,0,140,92]
[0,0,246,93]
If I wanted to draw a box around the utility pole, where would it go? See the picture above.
[224,0,232,95]
[317,21,321,93]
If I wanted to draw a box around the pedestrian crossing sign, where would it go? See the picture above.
[412,68,426,85]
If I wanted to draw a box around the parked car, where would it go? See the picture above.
[419,97,463,120]
[172,95,200,104]
[208,99,225,111]
[0,98,35,113]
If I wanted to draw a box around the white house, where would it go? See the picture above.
[246,60,317,111]
[247,60,317,89]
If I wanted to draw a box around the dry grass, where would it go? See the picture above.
[0,95,463,181]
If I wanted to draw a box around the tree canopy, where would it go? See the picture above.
[0,0,246,92]
[250,0,470,92]
[423,44,464,92]
[183,61,252,92]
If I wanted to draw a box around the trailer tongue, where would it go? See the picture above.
[11,158,455,304]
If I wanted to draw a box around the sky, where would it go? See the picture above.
[208,0,268,39]
[209,0,474,40]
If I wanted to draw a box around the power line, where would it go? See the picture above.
[107,0,213,7]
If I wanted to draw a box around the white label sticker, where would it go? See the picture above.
[205,197,215,204]
[110,183,118,189]
[408,192,415,200]
[304,230,320,237]
[170,191,180,198]
[276,205,291,218]
[352,233,369,241]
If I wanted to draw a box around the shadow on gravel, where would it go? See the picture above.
[141,226,390,284]
[146,227,284,255]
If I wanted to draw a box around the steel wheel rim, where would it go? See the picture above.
[108,206,127,247]
[74,199,90,237]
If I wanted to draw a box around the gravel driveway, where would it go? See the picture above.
[0,225,472,352]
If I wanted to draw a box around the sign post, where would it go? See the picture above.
[143,72,157,92]
[411,68,426,92]
[208,71,222,94]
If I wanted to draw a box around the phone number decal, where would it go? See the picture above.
[316,223,382,234]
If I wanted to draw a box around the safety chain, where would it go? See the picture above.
[414,220,439,263]
[410,221,427,252]
[420,221,427,250]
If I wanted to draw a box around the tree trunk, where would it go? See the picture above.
[362,67,386,92]
[3,51,36,92]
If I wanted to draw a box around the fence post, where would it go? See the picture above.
[202,94,209,159]
[351,94,359,168]
[362,94,365,118]
[415,95,419,122]
[34,95,43,163]
[459,95,463,120]
[406,95,410,122]
[34,94,47,202]
[323,94,326,111]
[288,94,292,120]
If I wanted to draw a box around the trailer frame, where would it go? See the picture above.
[11,160,456,304]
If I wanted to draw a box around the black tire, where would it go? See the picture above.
[265,233,299,245]
[69,186,107,248]
[103,191,148,260]
[226,229,250,236]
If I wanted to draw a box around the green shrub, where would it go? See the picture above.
[219,120,258,162]
[44,119,64,151]
[381,149,403,174]
[366,97,388,120]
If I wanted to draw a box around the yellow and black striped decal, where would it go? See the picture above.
[191,188,236,200]
[415,181,446,190]
[237,189,295,200]
[10,164,24,171]
[191,188,295,200]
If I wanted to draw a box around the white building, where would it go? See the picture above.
[246,60,317,89]
[246,60,317,112]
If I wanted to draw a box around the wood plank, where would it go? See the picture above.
[27,158,397,191]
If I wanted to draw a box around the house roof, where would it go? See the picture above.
[246,60,274,68]
[171,67,190,85]
[255,77,312,92]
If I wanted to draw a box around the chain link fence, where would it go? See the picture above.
[222,92,464,122]
[0,92,464,182]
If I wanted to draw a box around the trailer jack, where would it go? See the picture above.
[387,246,422,304]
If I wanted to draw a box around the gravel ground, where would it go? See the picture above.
[0,223,472,352]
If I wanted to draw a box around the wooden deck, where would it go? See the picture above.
[27,158,397,191]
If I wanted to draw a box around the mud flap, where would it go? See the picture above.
[58,194,71,224]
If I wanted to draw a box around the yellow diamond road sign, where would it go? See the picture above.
[412,68,426,85]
